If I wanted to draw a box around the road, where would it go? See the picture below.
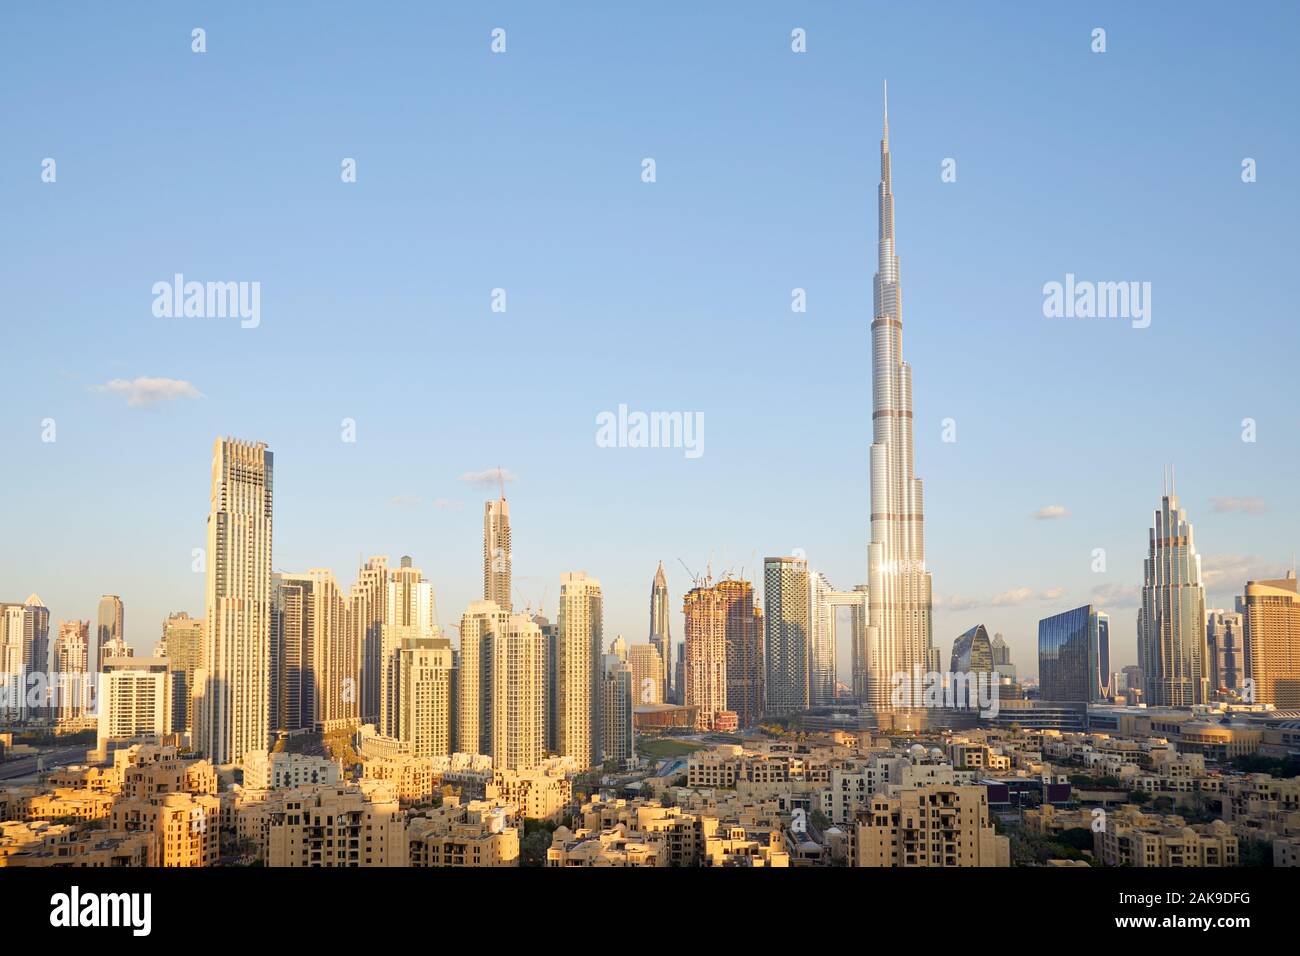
[0,746,89,782]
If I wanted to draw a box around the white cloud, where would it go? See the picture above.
[389,494,422,507]
[933,594,981,612]
[1210,497,1268,514]
[935,585,1065,610]
[94,377,202,408]
[989,587,1036,606]
[1201,554,1287,592]
[432,498,464,511]
[1032,504,1070,520]
[459,468,518,487]
[1089,582,1142,609]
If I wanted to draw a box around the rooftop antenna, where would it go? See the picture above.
[497,466,506,501]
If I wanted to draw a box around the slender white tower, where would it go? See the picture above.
[483,476,512,612]
[196,437,273,765]
[865,85,934,718]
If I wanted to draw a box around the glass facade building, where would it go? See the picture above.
[950,624,995,675]
[1038,605,1111,703]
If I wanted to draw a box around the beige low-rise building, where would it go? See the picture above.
[704,820,789,867]
[44,764,122,794]
[1274,835,1300,867]
[363,754,435,807]
[491,760,573,821]
[577,795,706,866]
[266,783,407,867]
[547,824,667,867]
[0,820,150,868]
[1222,773,1300,835]
[111,791,221,867]
[1094,817,1238,867]
[243,750,339,791]
[24,789,115,823]
[408,798,520,866]
[855,785,1009,867]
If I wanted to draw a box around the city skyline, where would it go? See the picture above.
[3,5,1297,687]
[3,5,1300,903]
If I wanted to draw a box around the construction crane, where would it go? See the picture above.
[678,557,712,590]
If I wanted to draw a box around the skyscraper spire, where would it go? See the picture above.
[649,561,672,700]
[865,87,934,723]
[882,79,889,147]
[1138,484,1208,706]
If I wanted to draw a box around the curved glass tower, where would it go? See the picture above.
[865,85,934,717]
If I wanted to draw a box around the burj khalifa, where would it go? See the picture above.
[864,85,935,724]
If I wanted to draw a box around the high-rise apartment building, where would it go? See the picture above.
[763,556,809,716]
[458,601,508,757]
[98,657,171,753]
[19,595,51,717]
[990,632,1017,682]
[52,620,91,723]
[161,612,204,734]
[456,602,543,771]
[0,603,27,722]
[556,572,603,769]
[1038,605,1111,703]
[649,561,672,701]
[809,571,836,706]
[533,613,559,753]
[492,614,545,772]
[96,595,124,678]
[484,492,512,612]
[864,89,934,716]
[353,556,389,725]
[628,642,664,705]
[723,581,763,729]
[1239,573,1300,708]
[397,635,455,757]
[602,655,634,765]
[271,573,310,733]
[1206,609,1246,695]
[195,437,273,766]
[273,569,356,733]
[1137,487,1209,706]
[680,578,760,730]
[682,582,729,730]
[305,568,357,732]
[381,556,440,739]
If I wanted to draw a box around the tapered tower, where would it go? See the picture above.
[864,85,934,719]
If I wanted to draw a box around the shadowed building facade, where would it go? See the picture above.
[949,624,995,676]
[1038,605,1111,703]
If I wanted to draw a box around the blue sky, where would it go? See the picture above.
[2,2,1297,681]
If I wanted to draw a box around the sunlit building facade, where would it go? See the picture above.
[1138,489,1208,706]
